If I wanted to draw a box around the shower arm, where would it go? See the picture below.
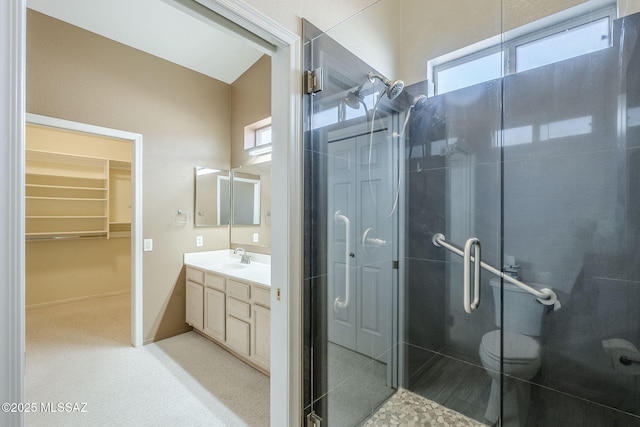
[432,233,561,311]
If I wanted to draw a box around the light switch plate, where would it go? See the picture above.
[253,233,259,243]
[143,239,153,252]
[196,235,204,247]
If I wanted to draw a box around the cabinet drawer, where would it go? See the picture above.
[227,297,250,320]
[227,280,251,301]
[253,286,271,308]
[204,273,225,291]
[226,316,250,357]
[186,267,204,284]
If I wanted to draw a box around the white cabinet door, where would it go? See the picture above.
[226,316,250,357]
[204,287,225,341]
[186,280,204,330]
[252,304,270,371]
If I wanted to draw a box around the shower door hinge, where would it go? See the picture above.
[305,67,323,94]
[306,411,322,427]
[393,260,399,270]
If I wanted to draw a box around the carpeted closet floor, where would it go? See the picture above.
[25,293,269,427]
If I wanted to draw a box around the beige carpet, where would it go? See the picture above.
[25,293,269,427]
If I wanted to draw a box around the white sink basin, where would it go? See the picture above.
[185,251,271,286]
[209,263,247,270]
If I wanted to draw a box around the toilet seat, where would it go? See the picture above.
[480,330,541,364]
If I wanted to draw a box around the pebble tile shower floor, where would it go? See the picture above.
[363,388,487,427]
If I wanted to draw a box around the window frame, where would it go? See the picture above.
[429,4,616,96]
[255,124,272,147]
[243,117,272,153]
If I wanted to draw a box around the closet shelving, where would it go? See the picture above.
[108,160,132,238]
[25,150,131,240]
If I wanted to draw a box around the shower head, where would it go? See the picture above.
[394,95,429,139]
[340,83,370,122]
[344,89,365,110]
[368,71,404,100]
[412,94,428,110]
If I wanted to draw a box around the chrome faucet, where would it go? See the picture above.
[234,247,251,264]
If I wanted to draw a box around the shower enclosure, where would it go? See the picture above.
[303,1,640,426]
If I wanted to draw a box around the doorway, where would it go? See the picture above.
[327,128,395,365]
[25,114,143,345]
[3,1,302,426]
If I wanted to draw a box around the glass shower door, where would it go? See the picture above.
[402,79,504,425]
[303,17,400,427]
[304,2,640,427]
[498,7,640,426]
[303,1,505,425]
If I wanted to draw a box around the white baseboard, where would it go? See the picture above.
[143,327,192,345]
[26,290,131,310]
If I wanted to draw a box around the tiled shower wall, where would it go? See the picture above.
[405,12,640,425]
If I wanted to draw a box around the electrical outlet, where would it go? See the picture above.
[196,235,204,247]
[253,233,259,243]
[143,239,153,252]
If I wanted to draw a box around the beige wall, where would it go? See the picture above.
[26,238,131,306]
[26,124,132,161]
[621,0,640,15]
[243,0,377,35]
[320,1,400,81]
[243,0,640,87]
[230,55,272,253]
[231,55,271,169]
[27,9,231,342]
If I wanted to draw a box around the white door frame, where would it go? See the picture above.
[25,113,144,348]
[1,1,302,426]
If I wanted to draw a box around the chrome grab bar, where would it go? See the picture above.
[432,233,561,311]
[362,227,388,255]
[463,237,481,313]
[334,211,351,311]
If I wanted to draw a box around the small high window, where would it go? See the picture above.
[430,5,615,95]
[244,117,272,156]
[255,125,272,147]
[514,16,610,73]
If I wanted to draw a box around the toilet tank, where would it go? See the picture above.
[490,278,548,336]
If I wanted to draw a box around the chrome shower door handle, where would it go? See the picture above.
[334,210,351,311]
[463,237,481,313]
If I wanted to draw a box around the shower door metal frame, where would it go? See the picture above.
[303,44,404,423]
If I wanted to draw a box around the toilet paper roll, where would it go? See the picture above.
[602,338,640,375]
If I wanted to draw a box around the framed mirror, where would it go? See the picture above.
[230,162,271,248]
[194,167,230,227]
[232,171,261,225]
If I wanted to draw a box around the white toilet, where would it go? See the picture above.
[479,278,548,426]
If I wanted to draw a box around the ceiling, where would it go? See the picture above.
[27,0,266,84]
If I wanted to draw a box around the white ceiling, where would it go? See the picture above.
[27,0,266,84]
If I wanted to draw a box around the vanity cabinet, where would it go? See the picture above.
[204,287,225,341]
[251,304,270,370]
[203,271,225,341]
[185,279,204,331]
[185,266,270,374]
